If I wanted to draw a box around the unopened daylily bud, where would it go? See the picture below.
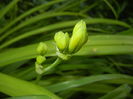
[35,63,43,74]
[54,31,69,52]
[36,55,46,64]
[37,42,47,55]
[69,20,88,53]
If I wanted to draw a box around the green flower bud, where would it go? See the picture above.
[54,31,69,52]
[37,42,47,55]
[36,55,46,64]
[69,20,88,53]
[35,62,43,74]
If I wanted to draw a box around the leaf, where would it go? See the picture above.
[0,18,131,49]
[99,84,131,99]
[120,28,133,35]
[0,0,63,34]
[46,74,133,92]
[0,73,61,99]
[0,35,133,67]
[103,0,118,19]
[0,12,85,42]
[6,95,51,99]
[0,0,19,20]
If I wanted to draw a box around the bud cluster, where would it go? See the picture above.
[35,42,47,74]
[54,20,88,59]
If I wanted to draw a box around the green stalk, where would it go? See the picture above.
[35,58,62,83]
[42,58,62,73]
[36,74,43,84]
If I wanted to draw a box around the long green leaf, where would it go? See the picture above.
[0,0,63,34]
[120,28,133,35]
[0,0,19,20]
[0,12,85,41]
[0,18,130,49]
[103,0,118,19]
[0,35,133,67]
[0,73,61,99]
[55,0,87,12]
[46,74,133,92]
[47,83,115,94]
[52,0,76,12]
[99,84,131,99]
[6,95,51,99]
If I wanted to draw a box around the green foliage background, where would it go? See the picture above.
[0,0,133,99]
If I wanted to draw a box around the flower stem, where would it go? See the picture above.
[35,57,62,84]
[42,57,62,73]
[35,74,42,84]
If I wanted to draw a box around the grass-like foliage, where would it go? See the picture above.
[0,0,133,99]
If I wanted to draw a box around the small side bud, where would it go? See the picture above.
[37,42,47,55]
[69,20,88,53]
[36,55,46,65]
[54,31,69,52]
[35,63,43,74]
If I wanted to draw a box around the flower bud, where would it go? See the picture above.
[37,42,47,55]
[54,31,69,52]
[35,63,43,74]
[69,20,88,53]
[36,55,46,65]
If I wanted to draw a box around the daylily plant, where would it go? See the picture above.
[35,20,88,82]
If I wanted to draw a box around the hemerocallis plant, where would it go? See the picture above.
[35,20,88,83]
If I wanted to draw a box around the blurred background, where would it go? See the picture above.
[0,0,133,99]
